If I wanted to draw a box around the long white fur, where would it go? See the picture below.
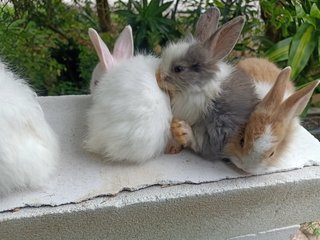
[85,54,172,162]
[0,62,59,195]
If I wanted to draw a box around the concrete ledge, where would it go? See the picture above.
[1,95,319,240]
[1,166,320,240]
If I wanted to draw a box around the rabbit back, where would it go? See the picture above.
[86,55,172,162]
[0,63,59,195]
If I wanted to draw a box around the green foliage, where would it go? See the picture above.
[115,0,181,52]
[0,0,319,96]
[176,0,263,54]
[261,0,320,90]
[0,0,98,95]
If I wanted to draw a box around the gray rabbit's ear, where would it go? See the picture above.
[195,7,220,42]
[204,16,245,62]
[184,32,194,43]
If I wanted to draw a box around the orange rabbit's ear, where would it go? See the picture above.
[278,80,320,120]
[257,66,291,111]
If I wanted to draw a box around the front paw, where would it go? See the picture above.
[165,139,183,154]
[171,118,192,147]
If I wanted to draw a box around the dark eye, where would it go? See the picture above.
[191,63,200,71]
[269,151,275,158]
[174,65,184,73]
[240,137,244,148]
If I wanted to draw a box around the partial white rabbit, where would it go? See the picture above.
[85,26,172,163]
[0,61,59,195]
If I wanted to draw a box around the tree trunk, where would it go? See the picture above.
[96,0,112,32]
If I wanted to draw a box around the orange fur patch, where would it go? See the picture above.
[237,57,295,92]
[171,119,189,146]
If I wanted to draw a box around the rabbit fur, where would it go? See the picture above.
[157,9,259,161]
[85,26,172,163]
[0,61,59,195]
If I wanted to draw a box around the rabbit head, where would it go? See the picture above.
[225,67,320,174]
[156,14,245,96]
[88,25,133,92]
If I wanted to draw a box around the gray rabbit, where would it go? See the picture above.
[156,8,259,161]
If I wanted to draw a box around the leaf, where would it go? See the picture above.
[295,3,305,18]
[288,22,317,79]
[265,37,292,62]
[310,3,320,19]
[153,2,173,16]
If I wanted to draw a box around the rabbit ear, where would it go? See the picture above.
[113,25,134,60]
[185,32,194,43]
[204,16,245,62]
[88,28,114,71]
[279,79,320,120]
[195,7,220,42]
[258,67,291,111]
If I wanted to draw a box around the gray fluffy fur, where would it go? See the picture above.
[168,44,258,161]
[165,15,258,161]
[196,68,259,160]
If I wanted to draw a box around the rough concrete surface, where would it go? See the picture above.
[1,166,320,240]
[1,95,320,240]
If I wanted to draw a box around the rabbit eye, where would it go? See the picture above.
[269,151,275,158]
[239,137,244,148]
[174,65,184,73]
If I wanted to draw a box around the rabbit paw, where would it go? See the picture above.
[165,139,183,154]
[171,118,193,147]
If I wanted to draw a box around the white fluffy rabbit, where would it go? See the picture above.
[0,61,59,195]
[85,26,172,163]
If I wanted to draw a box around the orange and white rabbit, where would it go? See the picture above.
[225,66,319,174]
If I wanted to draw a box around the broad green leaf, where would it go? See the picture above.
[304,15,317,28]
[310,3,320,19]
[265,37,292,62]
[288,22,317,79]
[295,3,306,18]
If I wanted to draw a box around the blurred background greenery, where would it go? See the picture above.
[0,0,319,96]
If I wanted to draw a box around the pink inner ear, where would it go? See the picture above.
[113,25,134,61]
[88,28,114,71]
